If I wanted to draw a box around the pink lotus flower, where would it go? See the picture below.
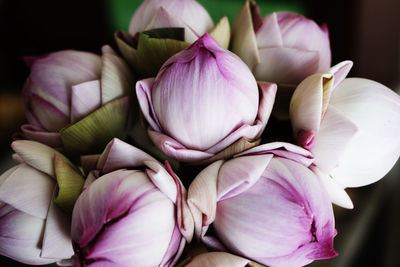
[0,140,75,265]
[136,33,277,162]
[20,46,133,155]
[290,61,400,208]
[187,143,337,266]
[232,1,331,84]
[72,138,193,266]
[129,0,214,43]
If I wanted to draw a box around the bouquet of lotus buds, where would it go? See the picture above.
[1,0,399,266]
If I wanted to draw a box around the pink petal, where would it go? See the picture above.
[290,72,334,139]
[217,154,273,201]
[147,129,214,162]
[101,48,133,104]
[329,78,400,187]
[328,60,353,90]
[163,161,194,242]
[70,80,101,123]
[0,206,54,265]
[11,140,68,178]
[237,142,314,167]
[312,105,358,174]
[0,164,55,219]
[20,124,63,148]
[312,166,353,209]
[80,154,100,175]
[254,81,277,134]
[41,196,74,259]
[187,160,224,239]
[97,138,156,173]
[136,78,162,132]
[277,11,331,72]
[256,12,283,48]
[254,47,319,84]
[30,93,70,132]
[231,0,260,70]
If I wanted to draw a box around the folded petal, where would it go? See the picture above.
[290,72,334,138]
[231,0,260,70]
[0,205,54,265]
[136,78,162,132]
[70,80,101,123]
[41,198,74,259]
[256,12,283,48]
[163,161,194,242]
[254,47,319,84]
[0,164,55,219]
[312,166,353,209]
[101,46,133,104]
[329,78,400,187]
[20,124,63,148]
[11,140,69,178]
[277,11,331,71]
[217,154,272,201]
[312,105,358,174]
[97,138,155,173]
[80,154,100,175]
[147,129,214,162]
[30,93,70,132]
[237,142,314,167]
[204,123,263,155]
[328,60,353,90]
[187,160,224,238]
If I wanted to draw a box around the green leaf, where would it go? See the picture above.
[209,16,231,49]
[60,96,130,157]
[53,154,84,214]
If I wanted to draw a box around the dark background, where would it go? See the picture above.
[0,0,399,266]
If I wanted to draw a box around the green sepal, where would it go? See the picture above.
[115,31,140,70]
[115,28,190,78]
[60,96,130,157]
[53,154,85,214]
[209,16,231,49]
[136,30,190,77]
[141,27,185,41]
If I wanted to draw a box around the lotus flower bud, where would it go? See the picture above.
[72,138,193,266]
[20,46,134,156]
[129,0,213,43]
[136,34,277,163]
[232,0,331,85]
[0,140,84,265]
[290,61,400,208]
[187,143,337,266]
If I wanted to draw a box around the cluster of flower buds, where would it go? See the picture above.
[1,0,399,266]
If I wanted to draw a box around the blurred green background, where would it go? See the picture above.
[106,0,306,33]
